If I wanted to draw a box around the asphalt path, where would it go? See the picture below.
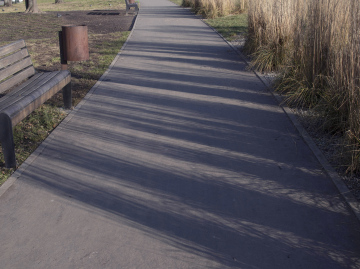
[0,0,360,268]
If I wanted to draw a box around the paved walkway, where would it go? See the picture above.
[1,0,360,268]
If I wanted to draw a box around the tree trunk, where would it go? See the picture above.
[4,0,12,7]
[25,0,39,13]
[55,0,64,3]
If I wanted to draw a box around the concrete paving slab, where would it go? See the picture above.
[0,0,360,268]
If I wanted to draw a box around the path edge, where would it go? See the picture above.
[201,19,360,223]
[0,13,140,198]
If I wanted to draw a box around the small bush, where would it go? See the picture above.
[182,0,248,18]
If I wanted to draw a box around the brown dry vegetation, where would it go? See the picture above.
[179,0,360,199]
[246,0,360,175]
[182,0,248,18]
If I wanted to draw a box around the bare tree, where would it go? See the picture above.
[25,0,39,13]
[4,0,12,7]
[55,0,64,3]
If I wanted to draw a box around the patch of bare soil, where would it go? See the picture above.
[0,10,136,42]
[54,10,136,35]
[0,9,136,103]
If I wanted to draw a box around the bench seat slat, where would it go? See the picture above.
[0,72,62,110]
[0,66,36,94]
[2,72,57,99]
[0,72,47,107]
[0,40,26,58]
[0,57,33,82]
[2,71,71,126]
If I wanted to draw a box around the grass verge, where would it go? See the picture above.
[168,0,183,5]
[0,0,131,185]
[0,31,130,185]
[182,0,248,18]
[205,13,247,41]
[170,0,248,41]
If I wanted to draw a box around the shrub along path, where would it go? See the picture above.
[0,0,360,268]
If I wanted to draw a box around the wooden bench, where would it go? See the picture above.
[0,39,71,168]
[125,0,139,15]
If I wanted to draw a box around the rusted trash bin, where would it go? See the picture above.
[59,25,89,69]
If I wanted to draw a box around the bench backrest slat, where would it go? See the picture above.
[0,66,36,94]
[0,48,30,69]
[0,40,26,58]
[0,57,34,83]
[0,73,45,107]
[0,39,36,94]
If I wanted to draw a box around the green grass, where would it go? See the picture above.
[205,13,248,41]
[0,30,130,185]
[168,0,183,5]
[0,105,66,185]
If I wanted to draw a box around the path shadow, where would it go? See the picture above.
[13,2,360,268]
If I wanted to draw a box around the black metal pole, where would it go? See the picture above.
[58,31,68,70]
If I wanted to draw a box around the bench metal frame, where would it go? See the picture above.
[0,40,72,168]
[125,0,139,15]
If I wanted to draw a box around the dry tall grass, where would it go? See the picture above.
[246,0,360,172]
[182,0,248,18]
[245,0,297,71]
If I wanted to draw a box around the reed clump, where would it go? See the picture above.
[245,0,297,72]
[182,0,248,18]
[246,0,360,172]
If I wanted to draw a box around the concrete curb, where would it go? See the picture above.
[0,13,140,198]
[201,19,360,223]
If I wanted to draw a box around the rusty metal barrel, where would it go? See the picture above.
[61,25,89,62]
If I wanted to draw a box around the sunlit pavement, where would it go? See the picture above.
[0,0,359,268]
